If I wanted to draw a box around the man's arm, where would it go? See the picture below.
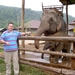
[21,31,31,36]
[0,39,10,45]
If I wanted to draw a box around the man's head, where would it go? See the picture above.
[8,22,14,31]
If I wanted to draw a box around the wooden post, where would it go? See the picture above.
[66,0,68,34]
[71,43,75,70]
[17,38,21,71]
[42,3,44,11]
[21,0,25,54]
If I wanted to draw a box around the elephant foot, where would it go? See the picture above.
[50,56,59,64]
[50,58,55,63]
[54,60,58,64]
[41,57,44,59]
[50,58,58,64]
[62,57,71,63]
[50,55,55,63]
[62,57,68,61]
[50,58,59,64]
[41,54,44,59]
[54,56,60,64]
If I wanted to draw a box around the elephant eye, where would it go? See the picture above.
[48,17,54,25]
[48,18,54,24]
[50,18,53,21]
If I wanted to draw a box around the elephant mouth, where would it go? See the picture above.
[44,30,56,36]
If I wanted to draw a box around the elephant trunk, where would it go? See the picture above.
[34,27,47,49]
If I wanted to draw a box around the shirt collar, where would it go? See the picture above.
[7,30,14,33]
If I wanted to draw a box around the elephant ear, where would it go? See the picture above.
[57,22,61,31]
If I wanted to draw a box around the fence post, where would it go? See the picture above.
[17,38,21,71]
[71,43,75,70]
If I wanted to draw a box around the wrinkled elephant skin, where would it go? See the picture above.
[42,32,71,63]
[35,9,66,49]
[34,8,70,64]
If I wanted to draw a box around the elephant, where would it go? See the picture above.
[34,8,71,63]
[41,32,71,63]
[35,8,66,49]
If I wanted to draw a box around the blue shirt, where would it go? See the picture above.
[1,30,21,51]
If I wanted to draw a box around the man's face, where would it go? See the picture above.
[8,24,14,31]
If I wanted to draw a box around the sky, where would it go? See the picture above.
[0,0,75,17]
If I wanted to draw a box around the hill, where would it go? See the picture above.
[0,5,75,28]
[0,5,42,28]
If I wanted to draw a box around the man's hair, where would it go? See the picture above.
[8,22,14,26]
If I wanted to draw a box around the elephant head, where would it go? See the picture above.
[35,8,66,49]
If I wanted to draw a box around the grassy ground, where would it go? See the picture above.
[0,58,51,75]
[0,48,51,75]
[0,49,3,52]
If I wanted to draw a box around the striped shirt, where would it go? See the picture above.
[1,30,21,51]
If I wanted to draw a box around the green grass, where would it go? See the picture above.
[0,48,51,75]
[0,58,5,75]
[19,64,50,75]
[0,49,3,52]
[0,58,51,75]
[0,45,4,52]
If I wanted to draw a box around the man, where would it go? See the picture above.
[0,22,31,75]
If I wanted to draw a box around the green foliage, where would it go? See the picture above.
[25,9,42,22]
[0,6,21,28]
[0,5,42,28]
[63,13,75,23]
[0,5,75,28]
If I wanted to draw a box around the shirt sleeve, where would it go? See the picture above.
[1,32,5,40]
[0,36,3,40]
[17,31,22,36]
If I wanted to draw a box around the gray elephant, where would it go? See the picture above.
[34,8,71,63]
[41,32,71,63]
[35,8,66,49]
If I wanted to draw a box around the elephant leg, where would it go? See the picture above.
[41,53,44,59]
[50,48,55,63]
[66,43,71,62]
[62,43,71,62]
[41,42,50,59]
[62,49,68,61]
[54,42,63,64]
[42,41,55,60]
[50,54,55,63]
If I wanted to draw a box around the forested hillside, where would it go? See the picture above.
[0,5,42,28]
[0,5,75,28]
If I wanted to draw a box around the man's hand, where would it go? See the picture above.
[26,31,31,34]
[21,31,31,36]
[0,40,10,45]
[5,42,10,45]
